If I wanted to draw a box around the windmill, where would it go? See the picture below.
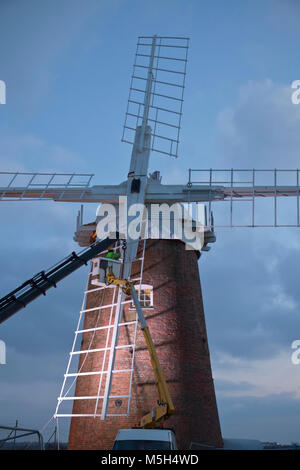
[0,35,299,450]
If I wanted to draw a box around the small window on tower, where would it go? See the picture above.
[130,285,153,309]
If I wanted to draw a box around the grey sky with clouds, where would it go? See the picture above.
[1,0,300,444]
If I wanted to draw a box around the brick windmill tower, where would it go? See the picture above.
[54,36,223,450]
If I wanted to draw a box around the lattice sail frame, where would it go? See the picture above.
[122,36,189,158]
[188,168,300,228]
[0,172,94,201]
[55,241,146,419]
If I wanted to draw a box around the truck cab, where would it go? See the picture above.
[112,429,177,450]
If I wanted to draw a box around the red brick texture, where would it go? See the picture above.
[68,239,223,450]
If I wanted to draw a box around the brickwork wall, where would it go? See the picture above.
[68,239,222,450]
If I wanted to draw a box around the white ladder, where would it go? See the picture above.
[54,239,146,419]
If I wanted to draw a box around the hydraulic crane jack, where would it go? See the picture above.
[106,268,175,428]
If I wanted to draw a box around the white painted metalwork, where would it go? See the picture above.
[98,38,161,419]
[188,168,300,227]
[55,239,146,419]
[100,238,145,420]
[0,172,94,201]
[4,167,300,217]
[122,36,189,158]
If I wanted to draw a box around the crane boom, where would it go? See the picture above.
[106,269,175,428]
[0,236,117,324]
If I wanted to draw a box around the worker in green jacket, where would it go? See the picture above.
[106,249,121,260]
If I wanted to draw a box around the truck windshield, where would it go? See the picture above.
[113,440,172,450]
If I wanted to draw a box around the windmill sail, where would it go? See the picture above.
[122,36,189,158]
[0,172,94,201]
[188,168,300,227]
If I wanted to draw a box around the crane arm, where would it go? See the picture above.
[138,323,175,428]
[0,236,117,324]
[106,269,175,428]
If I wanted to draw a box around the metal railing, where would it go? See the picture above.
[0,424,44,450]
[0,172,94,201]
[122,36,189,158]
[188,168,300,228]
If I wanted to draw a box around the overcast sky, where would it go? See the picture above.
[1,0,300,445]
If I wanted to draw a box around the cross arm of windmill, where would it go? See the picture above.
[1,39,300,228]
[1,168,300,227]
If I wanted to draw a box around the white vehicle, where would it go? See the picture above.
[112,429,177,450]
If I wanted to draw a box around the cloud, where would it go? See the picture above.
[0,376,71,441]
[0,132,91,358]
[0,131,87,172]
[200,79,300,436]
[268,0,300,36]
[218,392,300,443]
[202,229,300,365]
[214,379,255,393]
[213,350,300,398]
[217,79,300,168]
[0,0,113,111]
[202,79,300,369]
